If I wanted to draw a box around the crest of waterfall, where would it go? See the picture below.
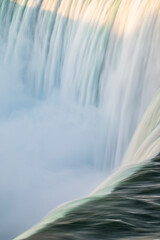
[123,90,160,165]
[0,0,160,169]
[1,1,160,240]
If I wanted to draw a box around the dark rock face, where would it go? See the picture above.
[25,155,160,240]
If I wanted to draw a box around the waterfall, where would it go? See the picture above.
[1,0,160,168]
[0,0,160,239]
[13,90,160,240]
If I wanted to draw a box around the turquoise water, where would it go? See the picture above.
[0,1,160,239]
[25,155,160,240]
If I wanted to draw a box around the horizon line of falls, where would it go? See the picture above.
[0,0,160,240]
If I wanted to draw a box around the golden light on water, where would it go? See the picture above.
[27,0,41,8]
[10,0,26,5]
[41,0,59,12]
[10,0,160,35]
[10,0,41,7]
[9,0,121,27]
[113,0,160,36]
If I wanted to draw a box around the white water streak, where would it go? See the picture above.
[0,0,160,239]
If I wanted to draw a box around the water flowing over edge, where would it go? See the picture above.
[0,0,160,239]
[14,90,160,239]
[1,0,160,169]
[24,155,160,240]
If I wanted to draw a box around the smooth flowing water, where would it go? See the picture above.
[0,1,160,239]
